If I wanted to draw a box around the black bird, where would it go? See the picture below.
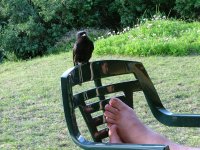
[73,31,94,66]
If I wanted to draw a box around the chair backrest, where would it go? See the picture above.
[61,60,200,149]
[61,60,144,142]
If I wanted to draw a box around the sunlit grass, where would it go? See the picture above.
[95,19,200,56]
[0,52,200,149]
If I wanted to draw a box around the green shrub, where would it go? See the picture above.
[0,0,68,60]
[175,0,200,21]
[1,19,48,59]
[0,0,118,60]
[115,0,176,27]
[94,20,200,56]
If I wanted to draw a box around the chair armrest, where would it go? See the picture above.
[134,62,200,127]
[81,143,169,150]
[73,135,169,150]
[152,108,200,127]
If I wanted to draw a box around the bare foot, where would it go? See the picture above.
[108,124,122,143]
[104,98,200,150]
[104,97,156,144]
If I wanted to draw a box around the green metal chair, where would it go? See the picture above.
[61,60,200,150]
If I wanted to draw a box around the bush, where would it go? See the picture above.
[175,0,200,21]
[115,0,176,27]
[0,0,71,60]
[1,18,49,59]
[0,0,119,60]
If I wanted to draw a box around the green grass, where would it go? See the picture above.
[95,19,200,56]
[1,52,200,149]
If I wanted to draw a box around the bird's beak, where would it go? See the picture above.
[82,34,86,37]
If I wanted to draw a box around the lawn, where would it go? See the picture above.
[95,20,200,56]
[0,52,200,149]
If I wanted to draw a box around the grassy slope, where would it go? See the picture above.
[95,20,200,56]
[0,52,200,149]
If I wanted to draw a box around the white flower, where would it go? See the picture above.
[147,24,153,28]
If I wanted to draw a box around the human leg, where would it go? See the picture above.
[104,97,170,144]
[104,98,200,150]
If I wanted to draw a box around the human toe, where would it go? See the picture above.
[104,110,116,120]
[109,98,127,111]
[105,116,116,124]
[105,104,119,114]
[109,125,122,143]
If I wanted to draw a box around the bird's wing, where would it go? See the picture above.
[73,40,85,64]
[74,41,83,55]
[86,40,94,60]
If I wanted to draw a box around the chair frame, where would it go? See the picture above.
[61,60,200,150]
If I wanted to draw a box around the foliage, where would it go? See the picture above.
[175,0,200,21]
[94,19,200,56]
[0,0,118,60]
[115,0,176,27]
[0,0,67,59]
[0,0,200,60]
